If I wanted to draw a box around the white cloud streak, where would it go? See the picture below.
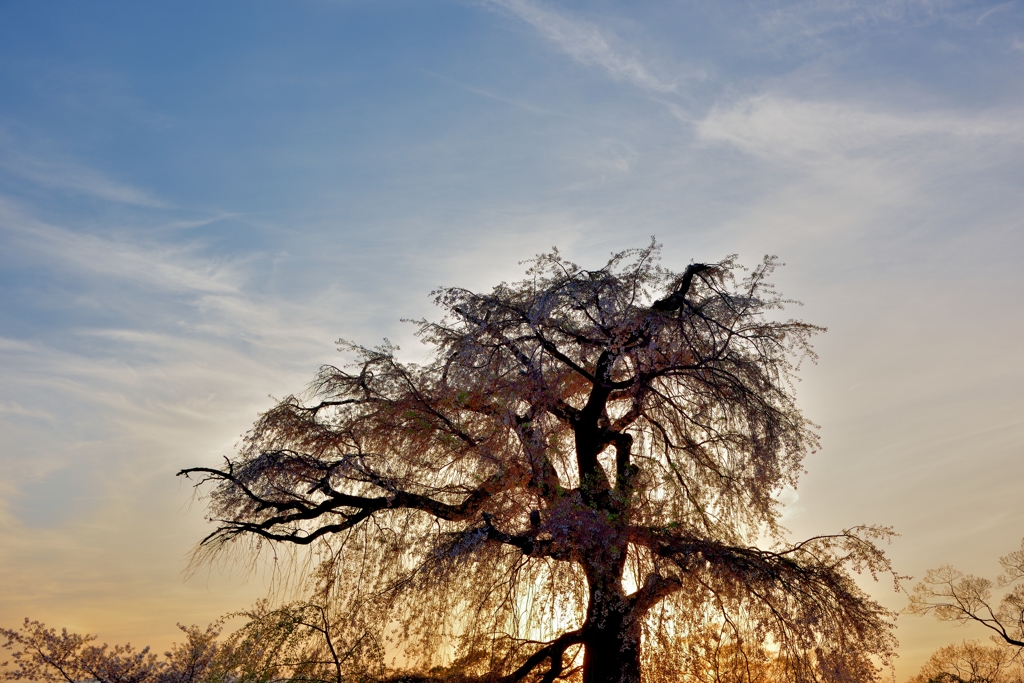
[0,199,239,294]
[14,161,166,207]
[0,143,167,207]
[976,1,1014,25]
[485,0,678,93]
[752,0,965,43]
[697,95,1024,166]
[0,402,55,421]
[418,68,576,117]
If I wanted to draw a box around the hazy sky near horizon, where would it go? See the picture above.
[1,1,1023,678]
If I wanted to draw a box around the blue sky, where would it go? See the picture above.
[1,1,1023,677]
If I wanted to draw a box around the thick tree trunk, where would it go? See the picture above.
[582,609,641,683]
[581,564,641,683]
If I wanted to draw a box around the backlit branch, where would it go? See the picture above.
[910,558,1024,648]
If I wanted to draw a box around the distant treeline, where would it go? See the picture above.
[5,604,1024,683]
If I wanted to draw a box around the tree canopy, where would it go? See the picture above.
[181,243,898,683]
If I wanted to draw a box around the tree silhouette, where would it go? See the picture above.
[181,244,897,683]
[910,538,1024,650]
[1,609,376,683]
[907,640,1023,683]
[0,619,221,683]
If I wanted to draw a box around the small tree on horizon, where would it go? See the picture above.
[181,243,898,683]
[907,640,1023,683]
[0,619,221,683]
[910,538,1024,651]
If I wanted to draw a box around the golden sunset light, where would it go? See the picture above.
[2,3,1024,682]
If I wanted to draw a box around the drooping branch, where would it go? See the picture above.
[630,526,898,657]
[177,461,524,547]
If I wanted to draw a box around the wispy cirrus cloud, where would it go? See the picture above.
[691,93,1024,250]
[728,0,1007,57]
[418,68,576,118]
[484,0,680,93]
[753,0,960,36]
[976,2,1014,25]
[697,94,1024,166]
[0,147,167,207]
[0,401,55,421]
[0,198,239,294]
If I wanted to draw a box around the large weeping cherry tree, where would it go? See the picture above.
[181,244,898,683]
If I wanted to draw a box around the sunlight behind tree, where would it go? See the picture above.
[180,243,899,683]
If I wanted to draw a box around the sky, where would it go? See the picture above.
[0,0,1022,678]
